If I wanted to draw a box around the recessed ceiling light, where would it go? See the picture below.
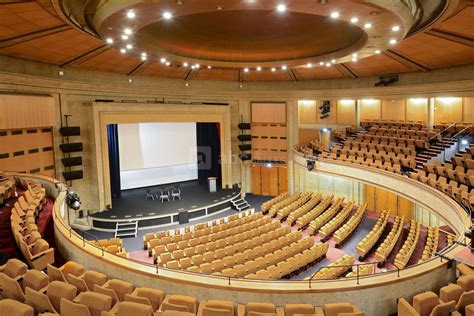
[244,68,249,72]
[208,65,212,69]
[124,28,132,35]
[163,12,173,19]
[160,58,166,63]
[319,61,324,66]
[331,59,336,64]
[276,4,286,12]
[389,39,397,44]
[128,78,133,83]
[352,53,358,57]
[392,25,400,32]
[271,67,276,72]
[121,35,129,40]
[326,63,331,67]
[58,70,64,76]
[185,82,189,87]
[126,11,136,19]
[183,62,188,67]
[217,6,224,10]
[126,44,132,49]
[307,63,312,68]
[141,56,147,61]
[282,65,287,70]
[120,48,126,53]
[106,38,113,44]
[256,66,262,71]
[364,23,372,29]
[352,57,358,62]
[330,12,339,18]
[195,64,200,68]
[141,52,147,57]
[350,17,358,23]
[375,49,381,54]
[191,65,195,69]
[166,61,171,66]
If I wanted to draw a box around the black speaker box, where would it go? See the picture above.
[239,144,251,151]
[237,134,252,142]
[60,126,80,136]
[238,123,251,130]
[60,143,83,153]
[239,154,252,161]
[63,170,83,181]
[62,157,83,167]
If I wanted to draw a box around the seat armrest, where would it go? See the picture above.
[397,298,418,316]
[314,307,324,316]
[101,311,115,316]
[276,306,285,316]
[451,312,462,316]
[197,300,206,316]
[74,291,84,303]
[237,304,246,316]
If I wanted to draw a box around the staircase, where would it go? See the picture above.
[231,196,251,212]
[115,220,138,238]
[415,137,457,169]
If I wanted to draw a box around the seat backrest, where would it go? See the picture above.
[204,300,235,316]
[60,261,84,279]
[78,291,113,316]
[285,304,314,316]
[67,273,89,292]
[130,287,165,312]
[0,271,26,301]
[3,259,27,279]
[455,290,474,313]
[25,287,56,313]
[247,302,275,314]
[31,239,49,255]
[430,301,455,316]
[47,280,78,313]
[47,264,66,283]
[23,269,49,292]
[168,295,197,313]
[106,279,134,301]
[0,298,34,316]
[115,301,154,316]
[60,298,91,316]
[94,284,119,306]
[83,270,107,291]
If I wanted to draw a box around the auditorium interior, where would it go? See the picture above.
[1,0,474,315]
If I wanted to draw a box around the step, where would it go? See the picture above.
[117,222,137,227]
[115,232,137,238]
[116,227,136,233]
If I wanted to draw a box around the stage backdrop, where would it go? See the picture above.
[118,122,198,190]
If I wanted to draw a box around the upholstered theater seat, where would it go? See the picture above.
[103,278,134,301]
[102,301,154,316]
[0,298,34,316]
[440,284,464,303]
[124,287,166,312]
[0,271,27,302]
[458,264,474,276]
[323,303,363,316]
[0,258,28,280]
[458,275,474,292]
[237,302,283,316]
[83,270,107,292]
[197,300,234,316]
[284,303,323,316]
[22,269,49,292]
[75,291,113,316]
[161,295,197,314]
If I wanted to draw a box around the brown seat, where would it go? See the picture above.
[454,290,474,315]
[75,291,113,316]
[161,295,197,314]
[102,301,154,316]
[25,286,57,314]
[83,270,107,292]
[440,284,464,303]
[103,278,134,301]
[198,300,234,316]
[125,287,166,312]
[0,258,28,280]
[323,303,362,316]
[458,275,474,292]
[67,273,89,292]
[0,271,26,302]
[47,280,78,313]
[60,297,91,316]
[22,269,49,292]
[0,298,34,316]
[285,304,323,316]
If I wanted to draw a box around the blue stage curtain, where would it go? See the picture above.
[196,123,222,188]
[107,124,121,198]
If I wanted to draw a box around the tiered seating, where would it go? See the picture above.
[355,210,390,259]
[91,238,126,256]
[318,201,355,240]
[345,263,374,278]
[265,193,301,216]
[361,119,424,130]
[261,192,289,213]
[0,257,366,316]
[270,192,312,218]
[294,195,333,229]
[311,255,355,280]
[418,227,439,263]
[247,242,329,280]
[280,193,322,222]
[0,174,16,205]
[394,220,421,269]
[333,202,367,247]
[373,216,404,263]
[306,198,344,235]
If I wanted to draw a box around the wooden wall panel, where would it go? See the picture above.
[251,103,286,123]
[0,94,55,129]
[336,100,356,125]
[434,98,463,124]
[261,166,279,196]
[398,197,413,220]
[382,99,406,121]
[298,101,317,125]
[360,100,381,120]
[298,128,319,146]
[365,185,376,212]
[278,167,288,194]
[251,165,262,195]
[406,99,428,123]
[463,97,474,123]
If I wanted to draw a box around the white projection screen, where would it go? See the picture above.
[118,122,198,190]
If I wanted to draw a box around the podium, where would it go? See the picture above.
[208,177,217,193]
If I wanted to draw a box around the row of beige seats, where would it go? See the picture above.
[398,273,474,316]
[374,216,404,262]
[424,160,474,186]
[434,122,474,134]
[333,203,367,247]
[1,257,366,316]
[361,119,424,129]
[394,220,421,269]
[452,153,474,169]
[355,133,430,149]
[340,139,417,156]
[335,147,417,167]
[278,193,322,221]
[220,234,313,278]
[366,126,438,136]
[91,238,127,256]
[318,201,355,239]
[418,227,439,263]
[269,192,312,218]
[0,174,16,205]
[355,210,390,259]
[260,192,289,213]
[144,210,256,249]
[306,198,345,235]
[288,194,331,227]
[323,152,404,174]
[247,242,329,280]
[311,255,356,280]
[264,193,302,216]
[294,195,334,229]
[361,130,440,142]
[162,224,291,271]
[345,263,374,278]
[155,217,275,265]
[149,212,264,258]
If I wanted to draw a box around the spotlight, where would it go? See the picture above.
[256,66,262,71]
[208,65,212,69]
[160,58,166,63]
[375,49,381,54]
[106,38,113,44]
[277,4,286,12]
[66,191,81,211]
[120,48,126,53]
[330,12,339,18]
[307,159,315,171]
[271,67,276,72]
[185,82,189,87]
[58,70,64,76]
[350,17,358,23]
[325,63,331,67]
[331,59,336,64]
[183,62,188,67]
[319,61,324,66]
[126,44,133,49]
[307,63,312,68]
[244,68,249,73]
[322,128,328,132]
[163,12,173,19]
[389,39,397,44]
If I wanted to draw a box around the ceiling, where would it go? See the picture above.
[0,0,472,83]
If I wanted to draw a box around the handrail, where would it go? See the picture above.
[451,125,472,140]
[428,122,456,141]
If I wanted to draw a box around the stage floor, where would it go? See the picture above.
[91,180,240,220]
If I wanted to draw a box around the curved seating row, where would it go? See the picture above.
[264,193,301,216]
[260,192,289,213]
[339,139,417,156]
[355,210,390,259]
[333,202,367,247]
[273,192,312,219]
[394,220,421,269]
[345,263,374,278]
[360,119,424,130]
[311,255,356,280]
[418,227,439,263]
[0,174,16,205]
[282,193,322,223]
[318,201,355,239]
[294,195,333,229]
[374,216,404,263]
[306,198,344,235]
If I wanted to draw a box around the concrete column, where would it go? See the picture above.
[355,99,361,129]
[428,98,435,130]
[287,99,299,194]
[238,99,252,194]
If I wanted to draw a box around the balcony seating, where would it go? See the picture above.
[0,175,16,205]
[22,269,49,292]
[0,258,28,280]
[458,275,474,292]
[319,201,355,239]
[355,211,389,259]
[394,220,421,269]
[161,295,197,314]
[0,299,34,316]
[47,261,84,283]
[25,280,77,314]
[374,216,404,262]
[124,287,166,312]
[0,270,28,302]
[306,198,345,235]
[18,238,55,271]
[293,195,333,228]
[323,303,364,316]
[333,203,367,247]
[74,291,114,316]
[345,263,374,278]
[397,291,453,316]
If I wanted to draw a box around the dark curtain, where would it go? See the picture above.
[196,123,222,188]
[107,124,121,199]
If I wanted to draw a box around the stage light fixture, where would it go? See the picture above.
[66,191,81,211]
[277,4,286,12]
[374,75,398,87]
[307,159,315,171]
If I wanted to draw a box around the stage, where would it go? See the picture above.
[89,180,241,231]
